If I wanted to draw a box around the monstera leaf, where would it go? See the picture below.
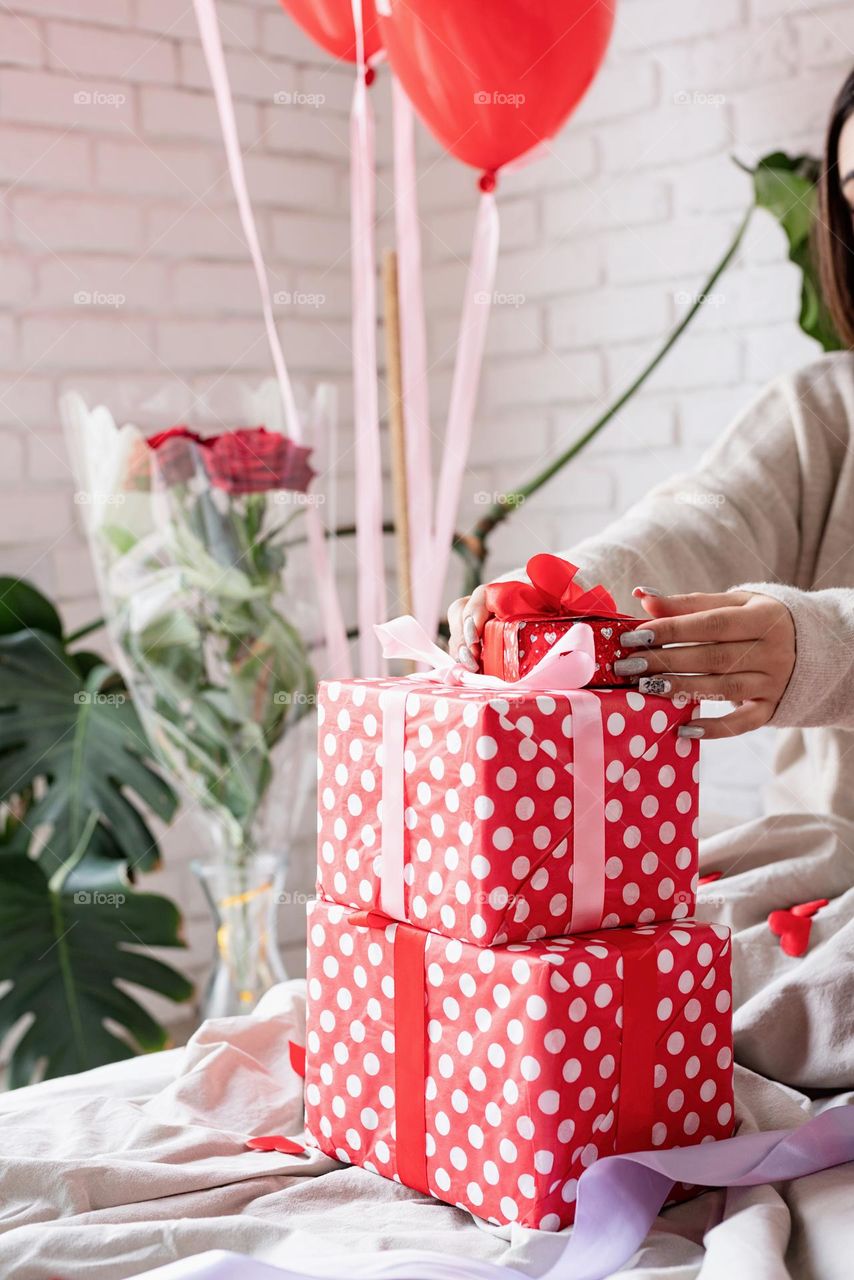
[748,151,842,352]
[0,821,193,1086]
[0,625,177,877]
[0,575,63,639]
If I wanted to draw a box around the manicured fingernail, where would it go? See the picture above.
[463,616,479,647]
[638,676,671,694]
[678,724,705,738]
[457,644,478,672]
[620,628,656,648]
[632,585,664,598]
[614,656,649,676]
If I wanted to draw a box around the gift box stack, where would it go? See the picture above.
[304,556,735,1231]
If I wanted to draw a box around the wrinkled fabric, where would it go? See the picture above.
[1,811,852,1280]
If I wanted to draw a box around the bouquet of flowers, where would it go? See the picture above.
[65,387,328,1009]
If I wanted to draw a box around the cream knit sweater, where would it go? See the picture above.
[548,351,854,823]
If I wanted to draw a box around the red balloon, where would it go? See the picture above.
[278,0,383,64]
[378,0,615,175]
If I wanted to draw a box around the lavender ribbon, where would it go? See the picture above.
[140,1107,854,1280]
[545,1104,854,1280]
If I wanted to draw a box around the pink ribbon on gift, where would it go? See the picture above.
[374,616,606,933]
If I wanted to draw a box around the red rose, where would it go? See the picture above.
[146,425,206,451]
[146,425,208,486]
[202,427,315,495]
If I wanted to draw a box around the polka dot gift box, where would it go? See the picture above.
[316,676,699,947]
[482,615,642,685]
[304,898,735,1231]
[481,553,645,686]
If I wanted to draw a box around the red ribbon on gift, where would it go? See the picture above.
[485,553,633,622]
[350,911,659,1196]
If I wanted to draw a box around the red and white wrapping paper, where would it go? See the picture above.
[316,676,699,946]
[482,553,643,686]
[304,899,735,1231]
[483,615,643,685]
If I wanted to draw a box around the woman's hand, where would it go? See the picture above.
[447,585,490,672]
[617,588,796,738]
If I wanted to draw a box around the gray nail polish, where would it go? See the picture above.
[614,656,649,676]
[678,724,705,738]
[634,585,663,597]
[620,628,656,648]
[463,616,479,648]
[638,676,671,694]
[457,644,479,672]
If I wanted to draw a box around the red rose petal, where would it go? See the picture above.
[790,898,829,919]
[289,1040,306,1078]
[245,1135,305,1155]
[767,909,811,957]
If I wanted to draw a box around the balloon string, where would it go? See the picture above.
[391,77,433,627]
[192,0,351,676]
[424,192,500,639]
[350,0,387,674]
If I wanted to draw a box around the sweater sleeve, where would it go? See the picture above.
[495,356,854,732]
[735,582,854,730]
[550,377,804,612]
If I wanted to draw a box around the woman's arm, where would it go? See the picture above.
[450,357,854,734]
[562,378,803,610]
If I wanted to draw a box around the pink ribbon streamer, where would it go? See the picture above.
[192,0,351,678]
[350,0,387,676]
[391,78,433,625]
[424,192,500,640]
[374,616,605,928]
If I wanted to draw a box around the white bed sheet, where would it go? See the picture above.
[1,810,853,1280]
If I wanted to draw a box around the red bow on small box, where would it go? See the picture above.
[485,553,629,621]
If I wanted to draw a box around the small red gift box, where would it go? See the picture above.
[304,899,735,1231]
[482,554,644,686]
[316,676,699,946]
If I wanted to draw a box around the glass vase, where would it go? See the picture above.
[193,849,288,1020]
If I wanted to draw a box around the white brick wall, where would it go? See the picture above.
[0,0,847,1029]
[0,0,354,1021]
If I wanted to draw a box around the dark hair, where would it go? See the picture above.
[816,68,854,349]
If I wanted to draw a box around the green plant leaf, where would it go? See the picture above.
[748,151,842,352]
[0,629,177,876]
[0,827,193,1087]
[0,577,63,639]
